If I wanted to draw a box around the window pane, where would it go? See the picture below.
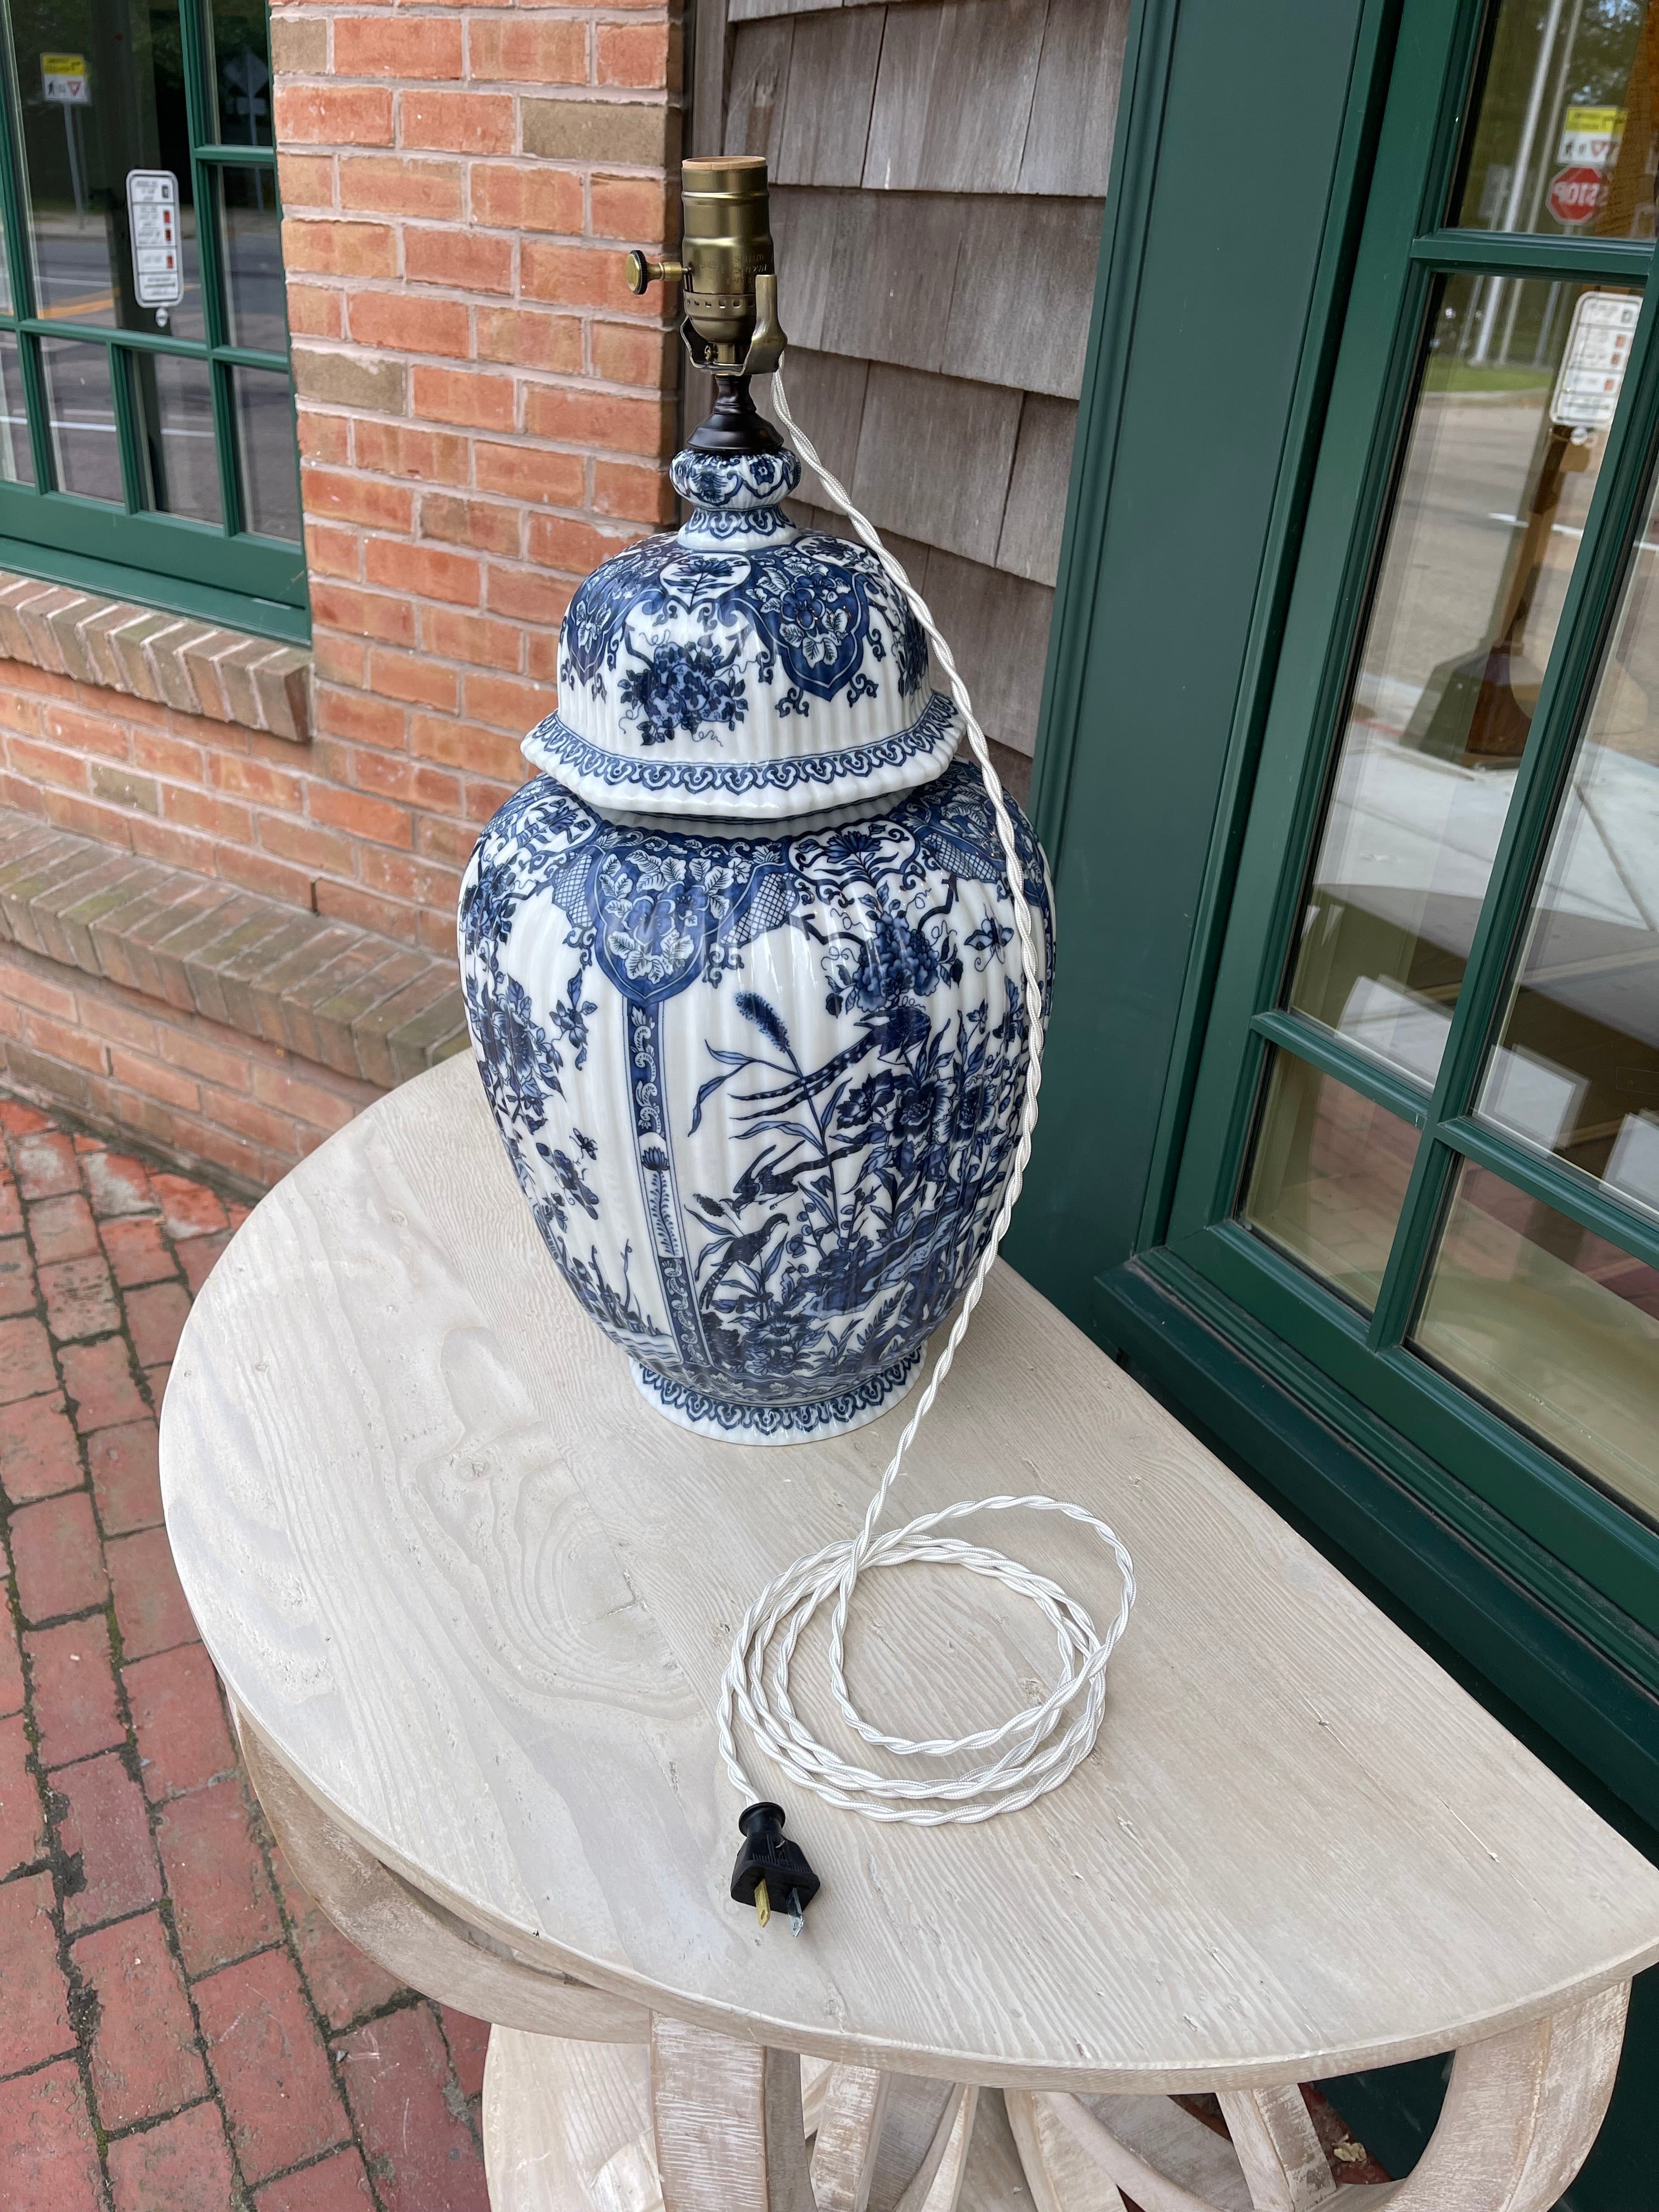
[0,219,12,315]
[1284,275,1621,1090]
[1240,1052,1418,1313]
[210,0,273,147]
[137,352,221,524]
[0,336,32,484]
[8,0,205,341]
[1414,1163,1659,1523]
[1478,449,1659,1207]
[232,365,297,539]
[217,166,285,353]
[41,337,122,503]
[1456,1,1659,240]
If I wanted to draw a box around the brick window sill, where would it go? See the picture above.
[0,808,465,1093]
[0,572,313,744]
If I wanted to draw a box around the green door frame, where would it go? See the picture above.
[1013,0,1659,2194]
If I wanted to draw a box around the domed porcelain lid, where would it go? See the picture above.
[523,443,962,819]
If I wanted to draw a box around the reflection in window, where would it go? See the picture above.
[0,337,32,484]
[211,0,273,146]
[1242,1053,1419,1313]
[1458,0,1659,242]
[1414,1164,1659,1524]
[42,337,122,503]
[1285,276,1623,1090]
[218,166,286,353]
[1479,458,1659,1211]
[233,366,299,541]
[141,352,220,524]
[7,0,205,340]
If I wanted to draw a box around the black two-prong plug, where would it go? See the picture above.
[730,1803,820,1937]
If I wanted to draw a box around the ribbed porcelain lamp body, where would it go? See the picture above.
[459,442,1052,1442]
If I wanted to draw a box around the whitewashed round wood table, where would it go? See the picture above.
[161,1054,1659,2212]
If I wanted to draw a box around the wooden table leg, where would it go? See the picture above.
[651,2018,817,2212]
[1006,1982,1630,2212]
[484,2030,983,2212]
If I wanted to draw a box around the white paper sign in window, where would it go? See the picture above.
[127,171,184,308]
[1551,291,1639,430]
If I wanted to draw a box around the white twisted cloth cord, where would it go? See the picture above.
[713,362,1136,1829]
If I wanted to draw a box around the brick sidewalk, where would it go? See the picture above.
[0,1092,492,2212]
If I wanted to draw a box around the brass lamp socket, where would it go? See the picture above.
[625,155,786,381]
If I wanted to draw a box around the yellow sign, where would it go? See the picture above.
[1559,105,1625,166]
[41,52,89,103]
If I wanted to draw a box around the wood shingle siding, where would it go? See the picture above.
[689,0,1128,777]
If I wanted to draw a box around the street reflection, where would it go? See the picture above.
[1480,465,1659,1214]
[1286,275,1627,1088]
[1458,0,1659,242]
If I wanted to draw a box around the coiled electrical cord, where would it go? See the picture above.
[714,363,1136,1831]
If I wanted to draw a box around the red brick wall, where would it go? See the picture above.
[0,4,681,967]
[273,0,682,955]
[0,938,377,1194]
[0,663,337,917]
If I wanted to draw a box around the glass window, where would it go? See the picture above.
[1457,0,1659,241]
[217,165,284,353]
[209,0,273,147]
[233,364,297,540]
[1284,275,1624,1090]
[7,0,204,338]
[41,336,122,503]
[1479,453,1659,1203]
[1414,1163,1659,1523]
[0,0,304,610]
[140,351,219,522]
[0,336,31,483]
[1242,1053,1419,1312]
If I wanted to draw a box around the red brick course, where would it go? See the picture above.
[0,1091,491,2210]
[0,3,682,993]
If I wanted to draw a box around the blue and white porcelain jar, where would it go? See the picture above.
[460,435,1052,1442]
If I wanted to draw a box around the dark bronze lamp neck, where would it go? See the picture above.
[687,376,784,456]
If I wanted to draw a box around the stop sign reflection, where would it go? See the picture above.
[1548,165,1608,226]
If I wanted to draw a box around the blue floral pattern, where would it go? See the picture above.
[522,692,958,801]
[460,760,1052,1435]
[549,430,951,822]
[560,532,922,729]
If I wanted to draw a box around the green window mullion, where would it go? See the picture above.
[12,322,288,376]
[178,0,242,537]
[1250,1009,1430,1128]
[21,321,209,358]
[214,345,290,373]
[184,14,229,353]
[193,145,278,167]
[16,333,52,496]
[1435,1116,1659,1279]
[1364,271,1659,1352]
[1410,229,1655,282]
[106,346,146,515]
[208,359,244,536]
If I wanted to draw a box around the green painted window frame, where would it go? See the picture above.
[0,0,306,640]
[1154,0,1659,1675]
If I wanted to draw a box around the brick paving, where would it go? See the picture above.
[0,1091,491,2212]
[0,1084,1396,2212]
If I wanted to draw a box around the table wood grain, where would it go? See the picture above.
[159,1052,1659,2095]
